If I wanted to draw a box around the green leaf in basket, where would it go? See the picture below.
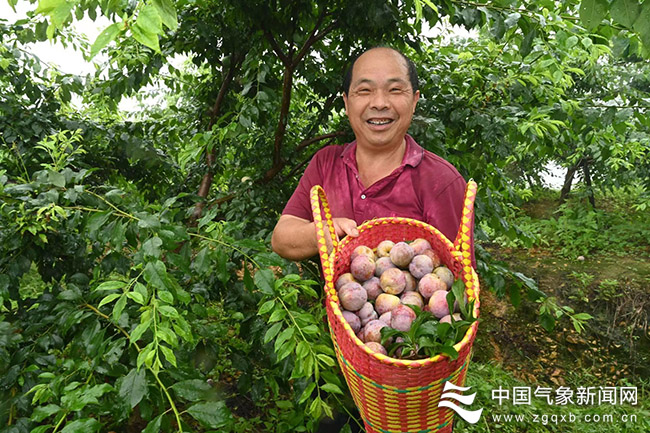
[439,342,459,360]
[451,278,467,316]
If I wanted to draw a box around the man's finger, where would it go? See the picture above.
[341,220,359,237]
[346,225,359,237]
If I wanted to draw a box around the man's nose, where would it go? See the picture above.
[369,90,389,110]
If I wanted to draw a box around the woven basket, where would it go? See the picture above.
[309,181,480,433]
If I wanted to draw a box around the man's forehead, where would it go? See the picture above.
[351,49,409,79]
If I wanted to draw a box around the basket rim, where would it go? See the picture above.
[325,216,481,368]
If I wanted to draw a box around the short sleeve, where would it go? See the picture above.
[282,152,325,221]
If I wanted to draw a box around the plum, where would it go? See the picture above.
[400,291,424,309]
[390,304,417,332]
[351,245,375,262]
[410,238,432,256]
[365,341,388,356]
[336,273,357,290]
[375,293,401,315]
[408,254,434,279]
[361,319,388,343]
[380,267,407,295]
[356,302,378,326]
[434,266,455,289]
[403,271,417,292]
[376,240,395,258]
[428,289,451,319]
[389,242,415,268]
[362,277,383,301]
[339,282,367,312]
[378,311,392,325]
[422,249,442,268]
[439,313,462,324]
[417,273,447,300]
[374,256,397,277]
[342,310,361,333]
[350,255,375,282]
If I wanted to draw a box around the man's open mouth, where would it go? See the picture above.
[367,119,393,125]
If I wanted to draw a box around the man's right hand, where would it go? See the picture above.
[333,217,359,240]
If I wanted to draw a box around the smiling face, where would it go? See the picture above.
[343,48,420,151]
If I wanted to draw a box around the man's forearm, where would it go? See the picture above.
[271,216,320,261]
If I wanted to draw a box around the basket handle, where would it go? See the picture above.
[310,185,339,280]
[453,180,478,266]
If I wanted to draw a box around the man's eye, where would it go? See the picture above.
[390,88,403,93]
[356,88,370,94]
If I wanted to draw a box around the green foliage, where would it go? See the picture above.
[380,280,477,360]
[256,272,352,425]
[595,278,621,301]
[0,123,332,431]
[537,296,594,334]
[537,195,650,259]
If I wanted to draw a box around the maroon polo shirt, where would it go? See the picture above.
[283,135,473,260]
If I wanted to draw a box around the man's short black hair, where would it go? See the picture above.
[342,47,419,95]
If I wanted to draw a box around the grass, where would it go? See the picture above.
[457,362,650,432]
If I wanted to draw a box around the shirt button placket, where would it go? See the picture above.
[361,194,366,200]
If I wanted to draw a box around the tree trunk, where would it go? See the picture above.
[190,52,243,223]
[582,158,596,209]
[264,65,294,180]
[559,162,579,204]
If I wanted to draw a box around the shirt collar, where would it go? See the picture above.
[340,134,424,171]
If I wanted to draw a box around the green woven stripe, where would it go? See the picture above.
[336,343,468,393]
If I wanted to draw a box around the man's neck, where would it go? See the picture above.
[355,137,407,188]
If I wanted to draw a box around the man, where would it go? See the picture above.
[272,46,470,262]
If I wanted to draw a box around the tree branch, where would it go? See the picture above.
[292,12,338,68]
[262,25,291,66]
[295,131,346,153]
[303,93,339,138]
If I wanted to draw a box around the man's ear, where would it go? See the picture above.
[342,92,349,115]
[412,90,420,113]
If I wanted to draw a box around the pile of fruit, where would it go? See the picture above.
[335,238,473,359]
